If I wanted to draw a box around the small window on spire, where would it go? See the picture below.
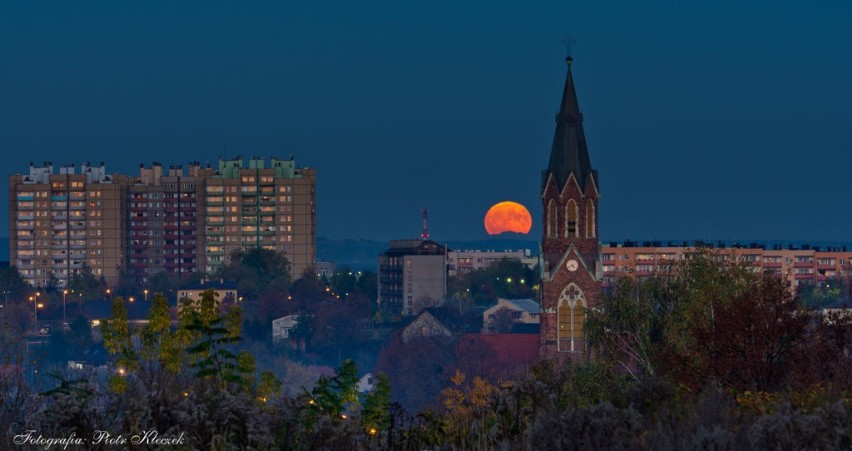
[566,200,577,238]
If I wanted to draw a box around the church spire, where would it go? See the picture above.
[544,57,596,193]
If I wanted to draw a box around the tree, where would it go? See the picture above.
[217,248,291,301]
[184,292,254,392]
[67,265,103,303]
[362,373,392,435]
[692,275,808,392]
[0,266,30,303]
[310,359,360,417]
[586,248,757,388]
[101,297,137,393]
[292,268,324,304]
[375,333,458,413]
[462,259,538,305]
[66,314,94,352]
[309,302,364,364]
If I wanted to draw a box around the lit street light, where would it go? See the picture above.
[143,289,149,301]
[30,292,42,333]
[62,289,69,329]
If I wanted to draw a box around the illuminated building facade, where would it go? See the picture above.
[128,162,204,282]
[378,239,447,317]
[201,157,316,279]
[10,162,128,288]
[601,241,852,289]
[10,156,316,288]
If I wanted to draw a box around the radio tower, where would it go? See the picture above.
[421,208,430,241]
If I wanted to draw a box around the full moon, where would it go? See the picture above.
[484,201,532,235]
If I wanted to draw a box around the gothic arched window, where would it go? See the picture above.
[585,200,595,238]
[558,283,586,352]
[566,199,578,238]
[547,200,557,238]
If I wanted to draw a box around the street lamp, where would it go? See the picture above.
[105,288,111,301]
[143,289,149,301]
[30,294,43,333]
[29,296,35,332]
[62,289,69,328]
[35,292,41,332]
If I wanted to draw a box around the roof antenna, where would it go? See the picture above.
[421,208,430,241]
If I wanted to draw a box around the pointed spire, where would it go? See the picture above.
[544,56,596,193]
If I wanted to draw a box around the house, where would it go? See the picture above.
[358,373,376,393]
[482,298,540,333]
[177,281,238,312]
[272,315,301,343]
[402,307,463,343]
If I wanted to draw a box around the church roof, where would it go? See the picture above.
[544,57,597,193]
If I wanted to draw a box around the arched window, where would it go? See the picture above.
[565,199,578,238]
[585,200,595,238]
[547,200,557,238]
[558,283,586,352]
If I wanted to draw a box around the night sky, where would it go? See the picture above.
[2,1,851,243]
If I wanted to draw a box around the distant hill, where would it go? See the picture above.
[316,237,387,271]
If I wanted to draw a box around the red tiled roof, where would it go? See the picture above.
[461,333,539,368]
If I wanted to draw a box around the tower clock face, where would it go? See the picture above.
[566,259,578,272]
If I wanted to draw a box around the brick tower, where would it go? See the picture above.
[539,57,602,358]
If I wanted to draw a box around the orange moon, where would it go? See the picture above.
[484,201,532,235]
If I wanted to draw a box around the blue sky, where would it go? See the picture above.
[2,1,851,242]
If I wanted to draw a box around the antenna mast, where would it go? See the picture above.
[421,208,430,241]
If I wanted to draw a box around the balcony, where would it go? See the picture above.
[793,261,813,268]
[762,262,782,269]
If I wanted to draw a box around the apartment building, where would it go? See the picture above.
[10,162,128,287]
[446,249,534,276]
[201,157,316,278]
[601,241,852,288]
[378,239,447,317]
[128,162,204,282]
[10,156,316,288]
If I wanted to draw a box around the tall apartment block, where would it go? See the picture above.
[10,162,128,288]
[201,157,316,279]
[9,156,315,288]
[128,163,204,281]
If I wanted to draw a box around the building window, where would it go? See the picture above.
[547,200,557,238]
[566,199,578,238]
[557,283,586,353]
[585,200,595,238]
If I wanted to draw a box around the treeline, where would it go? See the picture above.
[2,249,852,449]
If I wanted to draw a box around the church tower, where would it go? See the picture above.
[539,56,602,358]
